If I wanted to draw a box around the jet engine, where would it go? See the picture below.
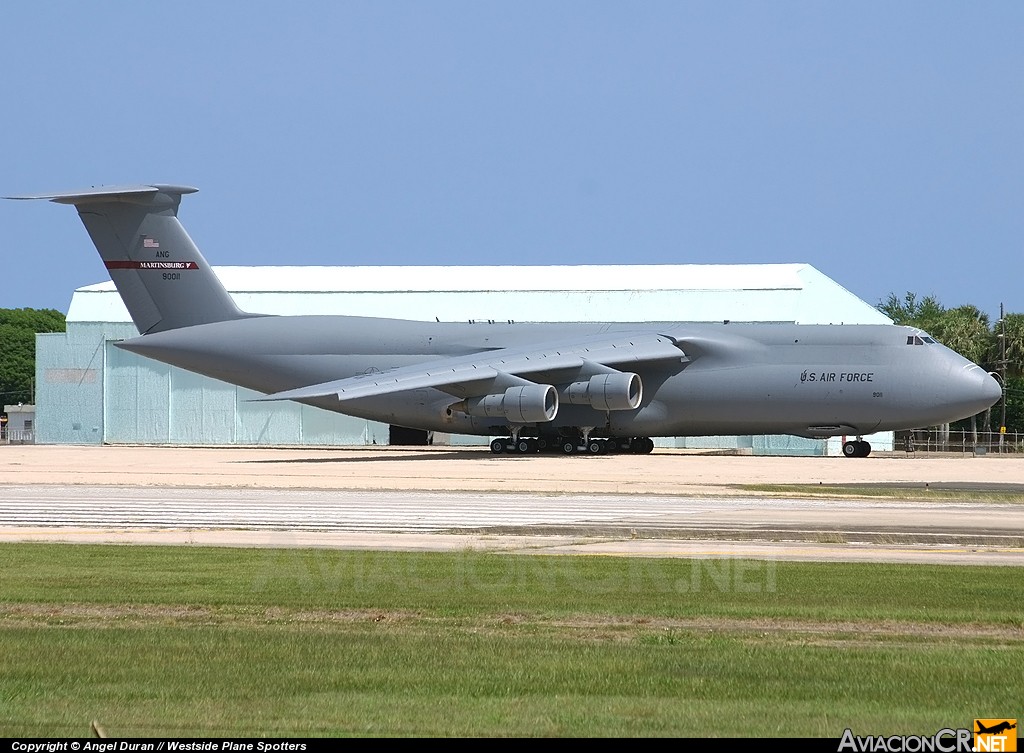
[457,384,558,423]
[560,372,642,411]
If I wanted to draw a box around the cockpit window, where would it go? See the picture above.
[922,336,935,344]
[906,335,935,345]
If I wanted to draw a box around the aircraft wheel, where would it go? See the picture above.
[537,438,549,452]
[637,437,654,454]
[561,441,576,455]
[858,441,871,458]
[842,441,858,458]
[490,438,505,454]
[588,440,602,455]
[517,439,532,454]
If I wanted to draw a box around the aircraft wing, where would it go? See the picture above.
[252,332,687,403]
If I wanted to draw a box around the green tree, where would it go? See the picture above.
[1003,376,1024,431]
[995,312,1024,379]
[931,305,993,443]
[0,308,66,406]
[984,312,1024,438]
[931,305,992,365]
[877,292,945,330]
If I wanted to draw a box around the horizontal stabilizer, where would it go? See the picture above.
[6,184,198,204]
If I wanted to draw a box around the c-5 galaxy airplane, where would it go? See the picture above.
[11,184,1001,457]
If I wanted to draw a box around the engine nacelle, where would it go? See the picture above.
[460,384,558,423]
[561,372,642,411]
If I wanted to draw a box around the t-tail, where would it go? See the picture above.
[8,184,252,334]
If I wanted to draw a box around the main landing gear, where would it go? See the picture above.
[489,436,655,455]
[490,437,541,454]
[842,439,871,458]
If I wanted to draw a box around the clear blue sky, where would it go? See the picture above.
[1,1,1021,321]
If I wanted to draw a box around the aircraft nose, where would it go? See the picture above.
[982,370,1003,404]
[954,366,1002,417]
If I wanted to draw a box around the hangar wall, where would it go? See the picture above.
[36,263,894,454]
[37,324,388,446]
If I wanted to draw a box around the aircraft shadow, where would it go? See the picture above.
[241,450,492,464]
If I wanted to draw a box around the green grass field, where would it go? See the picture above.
[1,543,1021,737]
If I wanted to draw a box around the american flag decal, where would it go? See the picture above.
[143,237,160,248]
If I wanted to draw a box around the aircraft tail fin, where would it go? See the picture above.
[8,184,251,334]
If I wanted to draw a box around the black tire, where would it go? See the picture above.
[561,441,576,455]
[490,438,505,454]
[588,440,602,455]
[517,440,531,454]
[858,441,871,458]
[842,441,858,457]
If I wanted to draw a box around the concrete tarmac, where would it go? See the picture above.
[4,444,1024,493]
[1,445,1023,564]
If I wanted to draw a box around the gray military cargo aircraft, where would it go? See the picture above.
[11,184,1001,457]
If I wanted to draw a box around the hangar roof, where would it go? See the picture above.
[66,263,892,326]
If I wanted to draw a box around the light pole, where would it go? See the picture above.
[998,302,1007,453]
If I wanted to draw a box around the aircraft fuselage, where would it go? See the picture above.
[117,315,999,439]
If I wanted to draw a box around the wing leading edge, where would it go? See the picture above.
[252,332,688,412]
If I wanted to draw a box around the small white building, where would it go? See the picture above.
[36,263,892,454]
[2,404,36,443]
